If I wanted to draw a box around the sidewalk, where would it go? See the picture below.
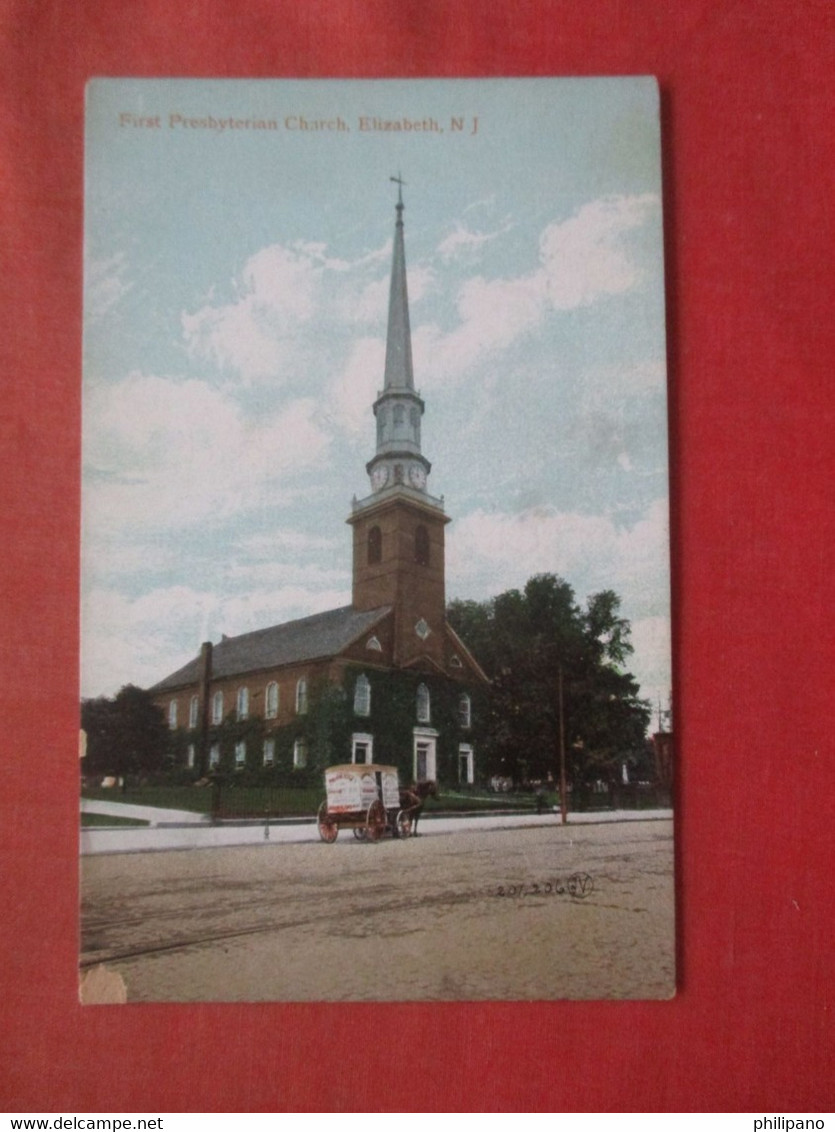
[81,798,210,825]
[80,803,673,855]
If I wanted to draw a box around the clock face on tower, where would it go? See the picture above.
[408,464,427,490]
[371,465,390,491]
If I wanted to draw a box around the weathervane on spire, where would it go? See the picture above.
[390,172,406,209]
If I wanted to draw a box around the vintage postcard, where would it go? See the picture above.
[80,77,673,1002]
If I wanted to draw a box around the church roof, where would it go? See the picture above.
[150,604,391,692]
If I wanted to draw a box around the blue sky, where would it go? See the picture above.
[82,77,671,719]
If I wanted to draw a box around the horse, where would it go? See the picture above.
[398,779,438,836]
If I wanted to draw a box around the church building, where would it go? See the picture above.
[151,184,488,787]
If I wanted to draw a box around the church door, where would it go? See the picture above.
[413,729,438,782]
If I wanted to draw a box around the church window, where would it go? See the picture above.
[366,635,382,652]
[263,738,275,767]
[189,695,199,729]
[393,404,405,428]
[410,406,420,432]
[368,525,382,565]
[450,654,463,668]
[415,525,430,566]
[186,744,195,769]
[458,693,472,729]
[265,681,279,719]
[417,683,431,723]
[211,691,224,724]
[296,678,308,715]
[354,674,371,716]
[236,686,249,721]
[168,700,178,730]
[234,740,246,769]
[293,737,308,768]
[209,743,220,769]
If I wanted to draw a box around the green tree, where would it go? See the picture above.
[81,684,168,781]
[448,574,650,785]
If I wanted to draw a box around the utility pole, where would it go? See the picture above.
[559,664,568,825]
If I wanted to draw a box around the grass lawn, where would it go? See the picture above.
[81,783,548,817]
[81,812,149,828]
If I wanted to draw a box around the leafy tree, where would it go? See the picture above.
[448,574,650,786]
[81,684,168,781]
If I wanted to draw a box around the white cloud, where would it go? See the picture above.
[83,373,330,533]
[540,194,659,310]
[325,337,385,437]
[181,242,330,381]
[437,223,499,261]
[413,194,659,386]
[85,253,133,321]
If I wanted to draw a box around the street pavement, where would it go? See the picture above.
[80,799,673,855]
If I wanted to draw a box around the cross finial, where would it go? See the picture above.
[390,172,406,208]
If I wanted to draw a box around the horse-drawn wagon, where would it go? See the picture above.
[316,763,420,843]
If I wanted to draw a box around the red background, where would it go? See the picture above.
[1,0,832,1113]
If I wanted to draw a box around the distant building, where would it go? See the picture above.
[151,185,488,786]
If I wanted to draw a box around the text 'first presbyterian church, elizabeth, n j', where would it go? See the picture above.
[151,183,488,787]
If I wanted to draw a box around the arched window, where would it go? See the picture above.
[393,404,405,428]
[354,674,371,716]
[417,683,431,723]
[208,743,220,769]
[211,690,224,725]
[189,695,199,729]
[415,524,430,566]
[296,678,308,715]
[458,693,472,729]
[265,681,279,719]
[236,686,249,721]
[234,740,246,769]
[368,525,382,565]
[263,738,275,767]
[168,700,178,730]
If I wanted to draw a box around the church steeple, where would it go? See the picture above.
[348,181,449,666]
[382,174,415,393]
[364,178,433,498]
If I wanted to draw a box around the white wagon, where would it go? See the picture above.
[317,764,418,843]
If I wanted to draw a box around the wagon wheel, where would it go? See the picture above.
[395,808,413,839]
[317,800,338,843]
[365,799,386,842]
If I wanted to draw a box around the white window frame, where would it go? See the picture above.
[353,674,371,717]
[458,692,472,729]
[189,695,199,729]
[237,686,249,721]
[263,737,275,767]
[351,733,374,764]
[168,700,178,730]
[211,691,224,725]
[208,743,220,769]
[296,678,308,715]
[416,683,431,724]
[458,743,475,785]
[293,737,308,768]
[234,740,246,770]
[413,727,438,782]
[265,681,279,719]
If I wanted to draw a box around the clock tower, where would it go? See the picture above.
[348,180,450,668]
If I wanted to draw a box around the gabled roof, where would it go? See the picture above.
[150,604,391,692]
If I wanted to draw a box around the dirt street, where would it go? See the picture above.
[80,819,675,1001]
